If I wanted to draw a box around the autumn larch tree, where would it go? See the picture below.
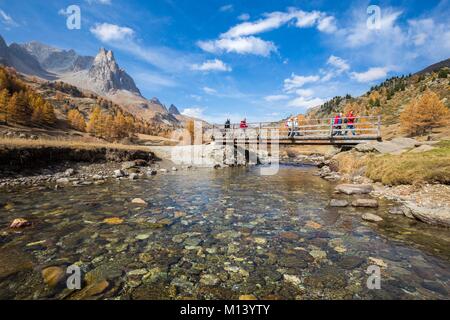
[0,88,9,124]
[7,91,31,125]
[400,90,449,136]
[67,109,86,132]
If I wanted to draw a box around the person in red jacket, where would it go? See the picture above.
[240,118,248,129]
[332,113,342,136]
[345,111,356,136]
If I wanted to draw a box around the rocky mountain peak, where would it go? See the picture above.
[169,104,181,115]
[88,48,141,95]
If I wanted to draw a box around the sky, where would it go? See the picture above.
[0,0,449,123]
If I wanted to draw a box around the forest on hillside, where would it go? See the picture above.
[0,66,174,141]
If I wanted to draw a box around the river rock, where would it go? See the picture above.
[362,213,383,222]
[410,145,435,153]
[10,218,31,229]
[114,169,125,178]
[200,274,220,286]
[388,207,404,215]
[70,280,109,300]
[42,266,65,287]
[329,199,349,207]
[279,232,299,240]
[283,274,301,287]
[132,198,147,206]
[338,256,365,269]
[406,203,450,227]
[0,248,33,279]
[122,161,136,170]
[56,178,70,184]
[335,184,373,195]
[421,280,448,296]
[239,295,258,300]
[129,173,139,180]
[352,199,379,208]
[147,169,157,176]
[64,169,76,177]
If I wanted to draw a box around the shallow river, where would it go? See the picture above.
[0,165,449,300]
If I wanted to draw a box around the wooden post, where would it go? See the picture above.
[329,118,334,139]
[377,115,381,138]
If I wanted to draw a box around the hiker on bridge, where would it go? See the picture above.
[345,111,356,136]
[286,118,294,138]
[240,118,248,129]
[332,113,343,136]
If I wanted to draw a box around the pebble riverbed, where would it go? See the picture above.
[0,164,449,300]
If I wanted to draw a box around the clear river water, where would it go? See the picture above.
[0,165,449,299]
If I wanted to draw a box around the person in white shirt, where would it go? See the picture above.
[293,118,299,137]
[286,118,293,137]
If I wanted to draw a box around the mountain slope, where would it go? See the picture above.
[0,36,54,79]
[0,34,186,126]
[306,61,450,139]
[416,58,450,75]
[21,41,94,73]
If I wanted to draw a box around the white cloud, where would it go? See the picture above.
[344,9,404,48]
[182,107,205,119]
[264,95,290,102]
[197,36,276,57]
[317,16,337,33]
[287,96,325,109]
[220,5,234,13]
[203,87,217,95]
[295,89,314,97]
[191,59,232,72]
[327,55,350,73]
[221,9,336,39]
[198,8,337,57]
[90,23,134,42]
[351,67,389,83]
[89,23,193,72]
[238,13,250,21]
[0,9,18,27]
[283,74,320,93]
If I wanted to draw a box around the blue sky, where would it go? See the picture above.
[0,0,449,123]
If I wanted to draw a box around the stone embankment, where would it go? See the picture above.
[312,138,450,228]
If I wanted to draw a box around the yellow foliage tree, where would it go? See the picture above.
[67,109,86,132]
[0,88,8,123]
[400,90,449,136]
[186,120,195,144]
[86,106,103,136]
[7,91,31,125]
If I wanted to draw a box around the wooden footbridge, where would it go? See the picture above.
[209,116,382,146]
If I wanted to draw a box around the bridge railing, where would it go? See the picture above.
[209,115,382,141]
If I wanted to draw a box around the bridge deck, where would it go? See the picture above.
[208,115,382,146]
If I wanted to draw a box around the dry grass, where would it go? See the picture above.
[333,152,368,175]
[0,137,151,151]
[366,140,450,185]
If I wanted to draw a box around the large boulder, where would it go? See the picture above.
[335,184,373,195]
[356,138,420,155]
[362,213,383,222]
[352,198,379,208]
[406,203,450,227]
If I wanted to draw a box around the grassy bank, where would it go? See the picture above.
[365,140,450,185]
[0,137,151,152]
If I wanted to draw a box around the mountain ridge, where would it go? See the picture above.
[0,34,190,125]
